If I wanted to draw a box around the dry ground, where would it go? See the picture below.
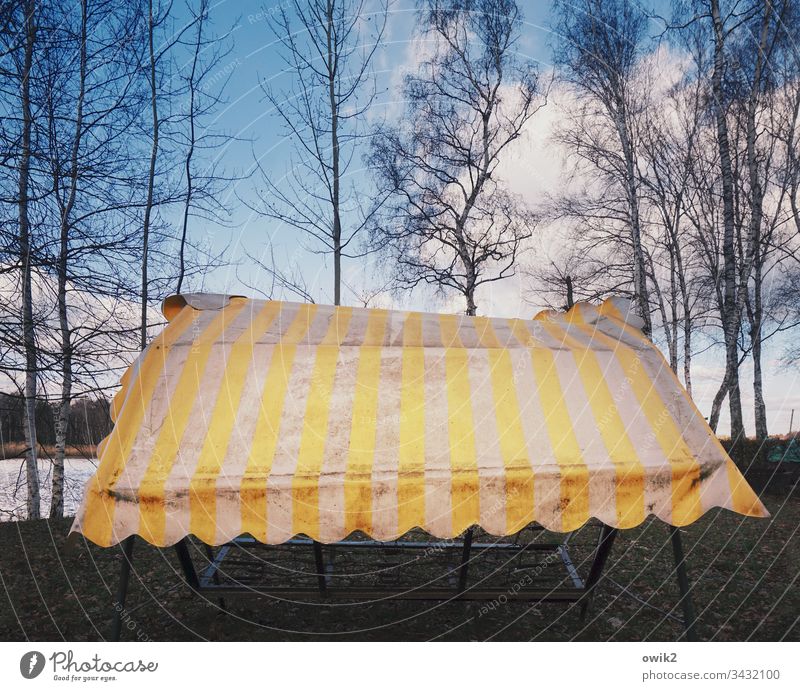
[1,455,797,642]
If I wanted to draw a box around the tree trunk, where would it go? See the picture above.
[326,0,342,307]
[717,0,773,443]
[708,346,744,440]
[668,241,679,373]
[456,96,497,320]
[616,112,651,335]
[750,260,768,440]
[710,0,744,444]
[741,3,773,442]
[459,240,478,317]
[650,253,675,369]
[752,330,767,439]
[177,5,203,295]
[465,288,477,317]
[727,356,744,442]
[19,0,40,520]
[51,0,88,518]
[141,0,159,350]
[177,113,194,295]
[659,196,693,393]
[673,220,692,396]
[683,310,693,397]
[53,379,69,518]
[708,380,726,433]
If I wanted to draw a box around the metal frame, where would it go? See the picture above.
[670,526,697,640]
[109,523,698,642]
[191,533,584,602]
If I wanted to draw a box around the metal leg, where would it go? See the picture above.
[579,524,618,621]
[457,528,474,593]
[174,538,199,590]
[313,541,327,596]
[111,536,135,642]
[670,526,698,641]
[203,544,226,611]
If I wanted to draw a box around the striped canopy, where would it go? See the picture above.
[71,293,767,547]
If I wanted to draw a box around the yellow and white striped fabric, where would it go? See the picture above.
[70,293,768,547]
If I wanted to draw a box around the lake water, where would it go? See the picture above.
[0,457,97,521]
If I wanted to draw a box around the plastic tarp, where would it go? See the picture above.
[70,293,768,547]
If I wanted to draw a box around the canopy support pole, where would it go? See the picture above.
[203,545,227,611]
[110,536,135,642]
[313,541,327,596]
[175,538,199,590]
[579,524,617,621]
[457,528,474,593]
[579,524,699,640]
[670,527,697,641]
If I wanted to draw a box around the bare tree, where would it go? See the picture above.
[139,0,164,350]
[176,0,203,296]
[17,0,40,519]
[369,0,543,316]
[673,0,793,441]
[735,2,799,439]
[137,0,221,344]
[552,0,653,333]
[175,0,237,294]
[49,0,88,517]
[39,0,146,516]
[639,72,709,393]
[251,0,388,306]
[702,0,744,438]
[732,0,784,440]
[524,244,632,313]
[774,33,800,367]
[0,0,45,519]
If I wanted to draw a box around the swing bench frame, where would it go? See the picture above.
[109,522,697,641]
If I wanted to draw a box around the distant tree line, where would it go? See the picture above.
[0,393,111,449]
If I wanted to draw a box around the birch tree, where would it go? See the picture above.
[369,0,543,316]
[639,74,708,393]
[40,0,145,516]
[675,0,793,441]
[175,0,237,294]
[252,0,388,306]
[140,0,161,350]
[138,0,216,344]
[50,0,87,516]
[14,0,41,519]
[552,0,653,334]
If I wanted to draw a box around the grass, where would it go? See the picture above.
[0,454,798,642]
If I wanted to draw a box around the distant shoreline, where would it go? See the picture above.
[0,442,97,461]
